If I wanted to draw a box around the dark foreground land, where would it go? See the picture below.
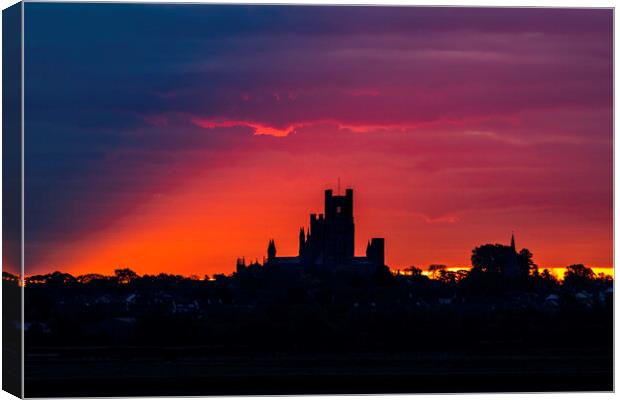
[8,263,614,396]
[25,346,611,396]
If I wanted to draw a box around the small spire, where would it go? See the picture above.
[267,239,276,259]
[299,227,305,243]
[510,231,516,251]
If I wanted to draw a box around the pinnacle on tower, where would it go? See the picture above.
[267,239,276,260]
[299,227,306,256]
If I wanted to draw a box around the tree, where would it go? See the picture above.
[438,270,457,285]
[455,269,470,282]
[114,268,138,284]
[2,272,19,284]
[42,271,77,286]
[3,272,20,288]
[76,273,107,284]
[596,272,613,284]
[26,275,47,285]
[518,248,538,277]
[471,244,536,279]
[563,264,595,288]
[405,266,423,277]
[535,268,559,291]
[427,264,447,280]
[540,268,558,284]
[471,244,510,276]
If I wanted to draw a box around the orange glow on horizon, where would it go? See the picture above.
[24,124,612,278]
[20,265,613,281]
[393,266,614,280]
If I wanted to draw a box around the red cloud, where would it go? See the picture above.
[191,118,298,137]
[190,115,504,137]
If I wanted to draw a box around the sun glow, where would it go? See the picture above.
[392,266,614,280]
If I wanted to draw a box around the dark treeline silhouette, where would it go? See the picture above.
[9,241,612,396]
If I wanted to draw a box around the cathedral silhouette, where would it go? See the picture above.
[237,188,385,275]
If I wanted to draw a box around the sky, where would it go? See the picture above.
[23,4,612,277]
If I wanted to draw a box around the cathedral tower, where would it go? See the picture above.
[323,188,354,264]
